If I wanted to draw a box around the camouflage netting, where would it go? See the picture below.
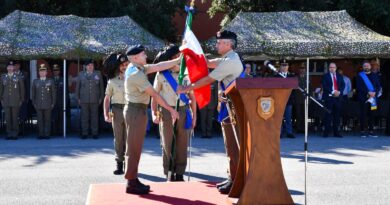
[205,10,390,59]
[0,10,165,60]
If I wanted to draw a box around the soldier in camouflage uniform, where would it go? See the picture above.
[0,61,25,140]
[32,64,56,139]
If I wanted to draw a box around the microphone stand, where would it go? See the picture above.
[264,60,328,205]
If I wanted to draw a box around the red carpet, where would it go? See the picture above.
[86,181,232,205]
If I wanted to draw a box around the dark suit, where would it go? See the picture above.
[356,72,381,132]
[321,72,345,136]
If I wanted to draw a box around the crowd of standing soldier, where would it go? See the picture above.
[1,61,68,140]
[0,30,244,196]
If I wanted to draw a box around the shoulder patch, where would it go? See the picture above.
[125,66,138,79]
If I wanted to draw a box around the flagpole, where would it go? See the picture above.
[304,58,310,205]
[167,0,195,181]
[63,59,67,138]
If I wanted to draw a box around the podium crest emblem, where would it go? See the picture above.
[258,97,274,120]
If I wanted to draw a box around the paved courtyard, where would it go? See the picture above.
[0,133,389,205]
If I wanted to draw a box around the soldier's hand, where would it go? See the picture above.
[104,114,112,123]
[78,99,81,105]
[218,95,227,103]
[177,85,188,94]
[170,109,179,124]
[192,116,197,129]
[152,114,160,124]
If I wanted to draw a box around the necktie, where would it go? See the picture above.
[332,73,338,91]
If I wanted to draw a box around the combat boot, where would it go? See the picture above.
[136,178,150,190]
[166,173,175,182]
[113,162,124,175]
[216,178,231,189]
[126,179,150,195]
[218,179,233,194]
[175,174,184,182]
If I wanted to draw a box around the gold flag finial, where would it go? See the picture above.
[190,0,195,7]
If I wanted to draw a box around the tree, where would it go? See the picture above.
[0,0,186,41]
[208,0,390,36]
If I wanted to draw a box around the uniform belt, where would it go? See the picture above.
[112,104,125,109]
[127,102,148,109]
[170,105,188,110]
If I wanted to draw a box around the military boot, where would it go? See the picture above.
[216,178,231,189]
[126,178,150,195]
[218,179,233,194]
[166,173,175,182]
[113,162,124,175]
[136,178,150,190]
[175,174,184,182]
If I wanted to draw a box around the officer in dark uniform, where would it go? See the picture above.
[275,60,296,138]
[0,61,25,140]
[14,61,29,133]
[51,64,64,136]
[75,60,104,139]
[32,64,56,139]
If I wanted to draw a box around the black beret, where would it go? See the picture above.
[84,59,94,66]
[126,44,145,56]
[117,54,128,64]
[216,30,237,41]
[7,61,14,66]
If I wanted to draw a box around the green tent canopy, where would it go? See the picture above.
[206,10,390,59]
[0,10,165,59]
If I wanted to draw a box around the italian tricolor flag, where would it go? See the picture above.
[180,26,210,109]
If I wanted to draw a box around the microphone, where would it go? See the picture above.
[264,60,278,73]
[264,60,284,78]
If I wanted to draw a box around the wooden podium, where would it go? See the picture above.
[224,77,298,205]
